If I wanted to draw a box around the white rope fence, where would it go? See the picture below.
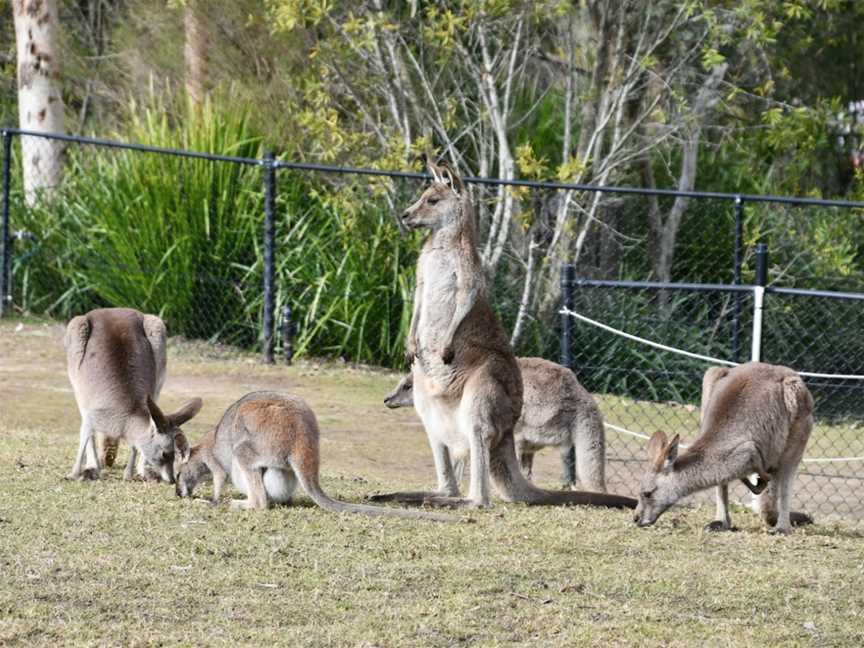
[603,421,863,464]
[560,308,864,381]
[559,309,864,464]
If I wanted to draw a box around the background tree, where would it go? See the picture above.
[12,0,66,204]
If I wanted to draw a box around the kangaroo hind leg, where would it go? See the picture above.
[230,443,268,510]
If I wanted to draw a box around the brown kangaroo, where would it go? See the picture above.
[65,307,202,482]
[369,161,634,510]
[634,362,814,534]
[384,357,607,491]
[174,391,458,522]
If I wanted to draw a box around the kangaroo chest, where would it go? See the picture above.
[417,247,461,351]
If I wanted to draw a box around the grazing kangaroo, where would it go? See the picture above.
[384,356,606,491]
[174,391,457,522]
[700,365,814,529]
[634,362,814,534]
[370,161,633,510]
[65,307,202,482]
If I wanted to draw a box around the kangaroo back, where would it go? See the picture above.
[65,308,166,412]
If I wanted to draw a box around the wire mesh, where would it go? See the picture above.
[5,134,265,350]
[563,279,864,520]
[4,130,864,520]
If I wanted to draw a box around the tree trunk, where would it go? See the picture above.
[648,63,729,284]
[184,0,208,107]
[13,0,65,205]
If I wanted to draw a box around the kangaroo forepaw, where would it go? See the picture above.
[790,511,814,527]
[741,474,769,495]
[704,520,735,532]
[441,346,454,364]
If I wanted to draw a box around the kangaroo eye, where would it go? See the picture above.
[427,197,440,206]
[641,488,656,498]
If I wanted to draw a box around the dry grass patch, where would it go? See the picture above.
[1,317,863,647]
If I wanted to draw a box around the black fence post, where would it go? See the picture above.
[282,303,296,365]
[731,195,744,361]
[0,131,12,318]
[262,151,276,364]
[560,263,577,486]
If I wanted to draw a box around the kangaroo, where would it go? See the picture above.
[65,307,202,482]
[370,161,634,510]
[700,365,814,529]
[174,391,458,522]
[384,356,606,492]
[634,362,814,534]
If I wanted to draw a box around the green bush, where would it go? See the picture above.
[10,97,419,364]
[13,98,264,345]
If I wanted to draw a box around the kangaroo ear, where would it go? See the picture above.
[168,397,203,428]
[147,396,170,434]
[438,163,464,196]
[665,434,680,466]
[426,158,443,183]
[174,431,191,462]
[647,430,668,467]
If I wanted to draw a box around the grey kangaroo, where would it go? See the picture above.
[634,362,813,534]
[65,307,202,482]
[174,391,457,522]
[370,161,633,510]
[384,356,606,491]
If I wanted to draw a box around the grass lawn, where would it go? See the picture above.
[1,317,863,647]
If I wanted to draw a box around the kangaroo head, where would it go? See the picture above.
[139,396,203,484]
[634,430,681,527]
[401,160,466,232]
[384,373,414,409]
[174,436,210,498]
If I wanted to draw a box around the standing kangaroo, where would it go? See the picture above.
[370,161,633,510]
[174,391,456,522]
[634,362,814,534]
[384,357,606,491]
[65,307,202,482]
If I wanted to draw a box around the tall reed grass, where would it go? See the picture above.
[11,97,418,364]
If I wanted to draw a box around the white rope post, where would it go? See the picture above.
[751,285,764,362]
[751,243,769,363]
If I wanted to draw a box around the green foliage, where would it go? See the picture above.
[13,97,263,345]
[11,97,419,365]
[265,178,418,367]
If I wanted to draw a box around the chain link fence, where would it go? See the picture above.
[561,264,864,520]
[3,128,864,519]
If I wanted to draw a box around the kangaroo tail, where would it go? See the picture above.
[490,434,635,509]
[292,465,459,523]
